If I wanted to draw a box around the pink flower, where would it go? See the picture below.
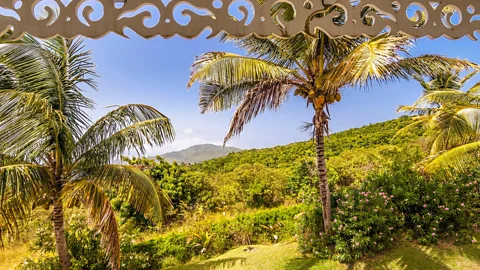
[380,232,383,235]
[432,233,436,236]
[456,234,458,237]
[417,225,421,228]
[374,242,377,245]
[334,219,337,223]
[319,232,323,236]
[423,204,427,208]
[473,239,477,244]
[389,227,393,230]
[456,189,459,192]
[461,203,465,207]
[445,208,449,211]
[355,242,360,246]
[345,194,349,198]
[353,216,357,221]
[383,195,387,199]
[433,228,436,231]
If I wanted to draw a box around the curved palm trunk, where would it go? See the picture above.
[52,191,71,269]
[314,111,332,232]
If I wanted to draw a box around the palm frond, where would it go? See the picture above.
[423,142,480,174]
[459,70,479,85]
[187,52,297,88]
[198,81,258,113]
[467,82,480,95]
[320,34,413,89]
[415,90,480,107]
[219,33,306,68]
[392,118,427,140]
[75,165,169,223]
[62,181,120,269]
[0,164,51,232]
[224,78,297,143]
[429,110,476,154]
[75,104,175,166]
[390,55,476,84]
[397,105,437,116]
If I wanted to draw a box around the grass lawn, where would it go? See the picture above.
[169,240,480,270]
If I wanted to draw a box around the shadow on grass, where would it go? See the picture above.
[283,257,321,270]
[354,242,452,270]
[456,244,480,265]
[169,257,246,270]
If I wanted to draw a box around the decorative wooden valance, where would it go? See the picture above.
[0,0,477,40]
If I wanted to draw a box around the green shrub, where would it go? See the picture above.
[364,168,480,245]
[19,214,108,270]
[298,190,402,262]
[299,162,480,263]
[129,205,304,268]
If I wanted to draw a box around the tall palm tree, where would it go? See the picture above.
[188,21,474,231]
[397,70,480,174]
[0,35,175,269]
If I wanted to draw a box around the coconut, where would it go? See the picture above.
[335,93,342,102]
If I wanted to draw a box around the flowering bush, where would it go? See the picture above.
[299,165,480,263]
[364,168,480,245]
[298,190,403,262]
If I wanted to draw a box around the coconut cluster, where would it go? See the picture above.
[294,87,342,110]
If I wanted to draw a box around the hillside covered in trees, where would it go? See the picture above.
[191,116,423,173]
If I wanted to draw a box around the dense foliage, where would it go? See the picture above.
[20,214,109,270]
[298,152,480,263]
[19,206,304,269]
[191,116,422,174]
[12,116,480,269]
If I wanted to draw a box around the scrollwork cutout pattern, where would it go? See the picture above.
[0,0,478,40]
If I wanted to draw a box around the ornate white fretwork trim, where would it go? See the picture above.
[0,0,478,40]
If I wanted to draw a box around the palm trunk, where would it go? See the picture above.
[52,195,71,269]
[314,111,332,232]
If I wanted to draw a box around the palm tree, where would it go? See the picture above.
[188,11,474,230]
[0,35,175,269]
[397,70,480,174]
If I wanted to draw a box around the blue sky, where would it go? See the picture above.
[82,32,480,155]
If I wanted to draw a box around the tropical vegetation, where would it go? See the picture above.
[0,36,174,269]
[1,6,480,270]
[187,30,473,231]
[397,70,480,174]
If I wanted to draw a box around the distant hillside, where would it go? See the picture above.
[160,144,242,163]
[191,116,424,173]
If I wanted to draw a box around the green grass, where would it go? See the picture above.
[168,241,480,270]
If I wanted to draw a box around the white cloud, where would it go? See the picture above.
[183,128,194,135]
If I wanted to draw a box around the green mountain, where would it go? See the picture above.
[191,116,423,173]
[160,144,242,164]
